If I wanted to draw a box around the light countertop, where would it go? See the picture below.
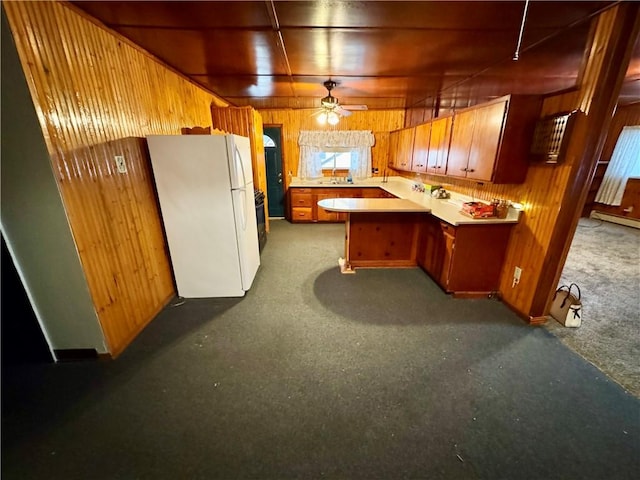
[318,198,429,213]
[292,176,522,226]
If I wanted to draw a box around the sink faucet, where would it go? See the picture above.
[331,168,338,184]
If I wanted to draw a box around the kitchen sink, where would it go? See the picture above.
[316,179,353,185]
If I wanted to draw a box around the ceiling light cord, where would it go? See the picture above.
[513,0,530,61]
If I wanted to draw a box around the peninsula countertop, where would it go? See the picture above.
[291,176,522,226]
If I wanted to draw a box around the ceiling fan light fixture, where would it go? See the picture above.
[317,111,328,124]
[321,95,339,108]
[327,111,339,125]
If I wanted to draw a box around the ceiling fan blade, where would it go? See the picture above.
[341,105,368,111]
[335,106,353,117]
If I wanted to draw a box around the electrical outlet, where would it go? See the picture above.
[512,266,522,287]
[115,155,127,174]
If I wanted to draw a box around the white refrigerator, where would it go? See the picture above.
[146,134,260,298]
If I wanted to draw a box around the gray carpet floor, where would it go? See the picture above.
[546,217,640,397]
[2,220,639,479]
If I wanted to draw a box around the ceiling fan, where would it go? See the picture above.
[314,80,367,125]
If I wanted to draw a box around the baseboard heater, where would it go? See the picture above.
[590,211,640,230]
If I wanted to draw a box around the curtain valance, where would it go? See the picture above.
[298,130,375,148]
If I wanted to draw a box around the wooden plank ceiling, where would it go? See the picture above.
[72,0,639,111]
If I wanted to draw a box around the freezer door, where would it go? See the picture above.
[227,135,253,189]
[231,184,260,290]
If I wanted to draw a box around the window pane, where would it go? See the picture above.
[318,150,358,169]
[263,134,276,147]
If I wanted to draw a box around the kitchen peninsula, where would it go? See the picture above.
[294,176,521,296]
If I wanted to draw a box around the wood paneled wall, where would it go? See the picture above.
[258,109,405,191]
[4,1,228,356]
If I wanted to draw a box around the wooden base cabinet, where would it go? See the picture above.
[418,216,513,295]
[289,187,395,222]
[290,188,314,222]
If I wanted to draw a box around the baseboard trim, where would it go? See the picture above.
[528,315,549,326]
[499,295,546,325]
[590,211,640,229]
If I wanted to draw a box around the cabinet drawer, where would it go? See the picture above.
[292,207,313,221]
[291,193,313,207]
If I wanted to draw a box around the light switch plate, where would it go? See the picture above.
[115,155,127,174]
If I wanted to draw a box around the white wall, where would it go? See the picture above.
[1,11,108,356]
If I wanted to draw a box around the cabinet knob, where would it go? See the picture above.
[467,169,475,173]
[460,167,467,172]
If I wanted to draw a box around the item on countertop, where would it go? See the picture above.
[424,183,443,193]
[550,283,582,327]
[491,198,511,218]
[461,201,495,218]
[431,188,450,199]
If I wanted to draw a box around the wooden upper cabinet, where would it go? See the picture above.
[388,130,399,169]
[446,95,541,184]
[389,127,416,171]
[411,123,430,173]
[396,127,416,171]
[466,100,507,181]
[447,108,476,178]
[426,116,452,175]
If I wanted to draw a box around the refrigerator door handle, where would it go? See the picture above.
[234,144,248,188]
[234,188,248,230]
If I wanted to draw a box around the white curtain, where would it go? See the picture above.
[298,130,375,180]
[595,126,640,205]
[298,145,322,179]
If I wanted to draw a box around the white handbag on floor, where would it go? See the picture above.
[550,283,582,327]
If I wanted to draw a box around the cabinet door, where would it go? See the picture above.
[417,215,446,279]
[439,222,457,289]
[427,117,451,175]
[466,100,507,182]
[446,224,512,293]
[396,127,416,171]
[388,130,399,168]
[411,123,430,173]
[446,109,475,178]
[316,193,341,222]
